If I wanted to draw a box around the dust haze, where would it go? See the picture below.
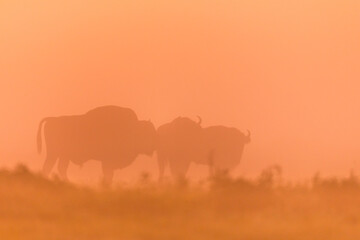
[1,1,359,180]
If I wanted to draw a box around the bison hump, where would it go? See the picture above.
[85,105,138,122]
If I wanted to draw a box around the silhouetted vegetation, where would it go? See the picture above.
[2,164,360,239]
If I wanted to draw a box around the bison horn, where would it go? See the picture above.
[197,116,202,125]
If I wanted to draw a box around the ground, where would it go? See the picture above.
[1,165,360,240]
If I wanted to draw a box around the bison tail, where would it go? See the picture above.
[37,118,49,154]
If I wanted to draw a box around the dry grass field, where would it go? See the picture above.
[1,165,360,240]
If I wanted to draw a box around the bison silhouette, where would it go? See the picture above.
[37,105,157,185]
[157,117,251,180]
[157,116,205,181]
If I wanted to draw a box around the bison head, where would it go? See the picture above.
[137,120,157,156]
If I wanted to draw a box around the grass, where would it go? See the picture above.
[1,164,360,239]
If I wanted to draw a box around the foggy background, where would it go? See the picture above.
[1,0,359,183]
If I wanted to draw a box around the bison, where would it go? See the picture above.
[37,105,157,185]
[156,117,250,180]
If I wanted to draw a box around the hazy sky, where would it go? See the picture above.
[1,0,359,181]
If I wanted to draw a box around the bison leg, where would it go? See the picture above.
[102,163,114,187]
[169,159,191,180]
[208,149,215,178]
[42,153,58,177]
[57,158,69,181]
[157,152,167,182]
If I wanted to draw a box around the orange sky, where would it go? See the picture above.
[1,0,359,182]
